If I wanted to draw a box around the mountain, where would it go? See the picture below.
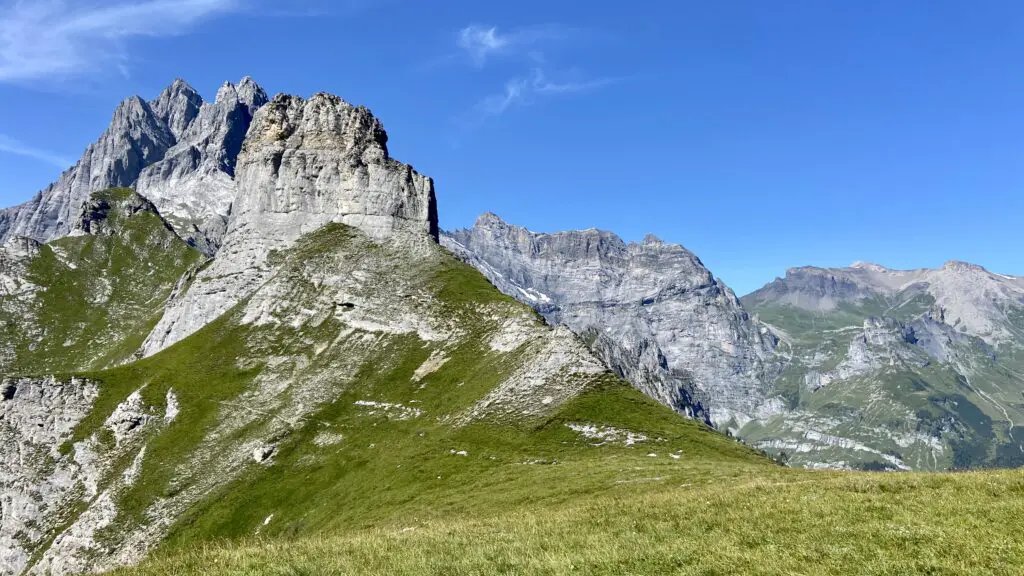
[742,261,1024,470]
[0,85,763,575]
[0,189,203,375]
[1,78,1022,575]
[0,77,268,255]
[442,215,783,427]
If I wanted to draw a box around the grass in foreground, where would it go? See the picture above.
[116,467,1024,575]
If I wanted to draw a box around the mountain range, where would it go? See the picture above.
[0,77,1022,573]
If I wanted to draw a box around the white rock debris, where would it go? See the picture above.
[354,400,423,420]
[565,423,649,447]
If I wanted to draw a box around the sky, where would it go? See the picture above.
[0,0,1022,295]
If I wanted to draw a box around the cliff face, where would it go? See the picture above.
[0,78,269,255]
[442,214,782,427]
[140,93,438,356]
[135,77,269,254]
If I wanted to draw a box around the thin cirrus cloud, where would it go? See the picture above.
[456,23,568,67]
[476,68,619,117]
[455,24,619,125]
[0,0,241,83]
[0,134,73,168]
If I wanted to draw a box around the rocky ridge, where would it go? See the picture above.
[0,77,268,254]
[140,92,438,356]
[442,214,782,427]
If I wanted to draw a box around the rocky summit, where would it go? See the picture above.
[0,79,733,575]
[442,214,783,427]
[140,92,438,356]
[0,77,268,255]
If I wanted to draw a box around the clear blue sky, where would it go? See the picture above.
[1,0,1022,295]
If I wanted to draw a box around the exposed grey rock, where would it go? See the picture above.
[141,92,438,356]
[0,77,269,256]
[745,261,1024,345]
[150,79,202,141]
[442,213,781,427]
[136,78,269,254]
[0,97,174,244]
[0,377,99,575]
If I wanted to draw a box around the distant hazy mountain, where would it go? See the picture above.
[743,261,1024,470]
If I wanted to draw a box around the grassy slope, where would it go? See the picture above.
[11,207,1024,575]
[20,222,764,572]
[118,469,1024,576]
[104,230,1022,575]
[0,188,204,374]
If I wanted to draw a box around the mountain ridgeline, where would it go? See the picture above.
[0,76,1023,574]
[741,262,1024,470]
[0,78,766,575]
[442,215,783,426]
[446,218,1024,471]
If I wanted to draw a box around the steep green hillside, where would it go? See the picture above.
[0,189,204,374]
[2,202,772,574]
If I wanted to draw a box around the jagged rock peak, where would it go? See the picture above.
[150,79,203,140]
[245,93,389,157]
[237,75,269,114]
[134,76,270,255]
[476,211,505,227]
[140,88,438,356]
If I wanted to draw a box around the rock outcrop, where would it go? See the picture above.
[0,97,175,244]
[0,377,100,575]
[141,93,437,355]
[745,261,1024,345]
[442,214,781,426]
[0,77,269,255]
[136,78,269,254]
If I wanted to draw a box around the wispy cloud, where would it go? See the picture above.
[0,134,73,167]
[0,0,240,83]
[473,68,620,118]
[452,23,618,134]
[456,24,567,67]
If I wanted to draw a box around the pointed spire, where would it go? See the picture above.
[236,76,269,116]
[151,78,203,141]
